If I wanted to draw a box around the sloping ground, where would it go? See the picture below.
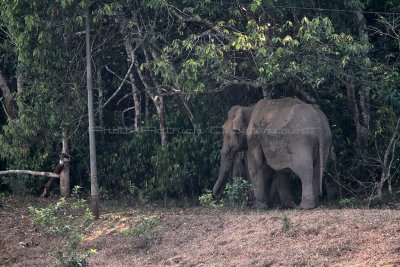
[1,197,400,266]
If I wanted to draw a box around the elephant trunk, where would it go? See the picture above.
[213,147,236,199]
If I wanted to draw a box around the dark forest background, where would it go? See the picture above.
[1,0,399,204]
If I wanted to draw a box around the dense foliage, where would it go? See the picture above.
[0,0,399,203]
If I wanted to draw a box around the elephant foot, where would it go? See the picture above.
[298,202,316,210]
[280,201,295,209]
[250,202,269,210]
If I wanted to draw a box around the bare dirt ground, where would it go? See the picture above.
[1,197,400,267]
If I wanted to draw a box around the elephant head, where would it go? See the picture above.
[212,105,254,198]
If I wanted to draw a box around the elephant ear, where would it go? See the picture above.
[232,107,244,133]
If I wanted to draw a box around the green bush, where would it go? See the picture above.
[198,189,222,207]
[223,177,252,208]
[29,186,96,267]
[279,213,292,231]
[133,215,160,241]
[121,215,160,249]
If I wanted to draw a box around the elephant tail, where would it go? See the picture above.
[318,128,324,197]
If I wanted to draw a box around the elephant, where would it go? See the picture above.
[213,97,332,209]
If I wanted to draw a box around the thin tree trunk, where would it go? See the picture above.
[144,48,168,146]
[96,69,105,144]
[377,118,400,199]
[178,94,194,126]
[145,93,149,123]
[125,13,168,146]
[0,69,18,119]
[359,87,370,130]
[17,71,24,93]
[262,87,269,99]
[40,151,73,197]
[86,5,99,219]
[148,46,194,127]
[123,35,141,130]
[155,91,168,147]
[96,69,104,130]
[60,132,70,197]
[344,79,369,145]
[129,73,141,130]
[355,10,370,145]
[132,46,168,146]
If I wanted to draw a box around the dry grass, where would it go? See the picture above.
[1,197,400,266]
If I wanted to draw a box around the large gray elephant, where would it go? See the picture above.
[213,97,332,209]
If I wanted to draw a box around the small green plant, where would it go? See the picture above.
[280,213,292,231]
[121,216,160,240]
[223,177,252,207]
[121,215,160,248]
[121,227,135,236]
[198,189,223,207]
[133,215,159,241]
[29,186,95,267]
[128,181,139,196]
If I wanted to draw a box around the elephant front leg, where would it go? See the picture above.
[247,144,269,209]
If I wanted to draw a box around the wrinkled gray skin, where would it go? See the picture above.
[213,97,332,209]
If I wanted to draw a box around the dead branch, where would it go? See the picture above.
[0,170,59,178]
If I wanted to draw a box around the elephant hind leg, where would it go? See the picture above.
[313,156,322,199]
[291,157,316,209]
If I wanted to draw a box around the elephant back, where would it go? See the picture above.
[246,97,307,138]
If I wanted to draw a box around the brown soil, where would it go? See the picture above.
[1,197,400,267]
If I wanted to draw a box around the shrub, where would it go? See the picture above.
[223,177,252,207]
[198,189,222,207]
[121,215,160,249]
[279,213,292,231]
[29,186,96,267]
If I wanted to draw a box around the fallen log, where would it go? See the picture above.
[0,170,59,178]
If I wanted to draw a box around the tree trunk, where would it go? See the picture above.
[354,10,370,145]
[86,4,99,219]
[145,93,149,123]
[17,70,24,93]
[377,118,400,199]
[59,132,70,197]
[132,46,168,147]
[155,91,168,147]
[130,73,141,130]
[96,69,104,130]
[96,69,105,144]
[0,69,18,119]
[344,79,369,145]
[123,35,142,130]
[262,87,269,99]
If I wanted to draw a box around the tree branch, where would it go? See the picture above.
[0,170,60,178]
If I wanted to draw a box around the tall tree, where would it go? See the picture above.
[86,3,99,219]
